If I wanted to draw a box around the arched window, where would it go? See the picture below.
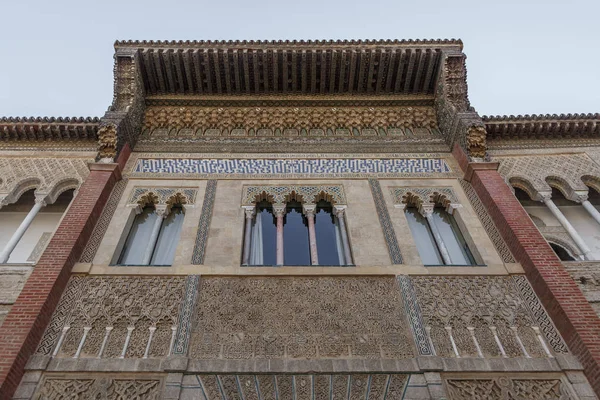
[549,242,576,262]
[283,200,311,265]
[315,200,345,265]
[405,205,475,266]
[117,204,184,266]
[248,201,277,266]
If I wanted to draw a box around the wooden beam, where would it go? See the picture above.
[204,49,213,94]
[347,50,357,94]
[301,50,307,92]
[421,50,435,94]
[282,50,288,93]
[319,50,327,94]
[366,48,376,93]
[153,50,166,93]
[291,50,298,92]
[412,49,426,93]
[384,49,396,93]
[192,50,204,94]
[163,50,176,93]
[403,49,416,93]
[375,50,385,94]
[330,49,338,93]
[394,49,406,92]
[339,50,346,93]
[173,50,185,94]
[262,50,269,91]
[356,49,366,93]
[252,49,260,93]
[310,50,317,93]
[233,49,241,94]
[142,49,157,95]
[222,49,232,94]
[242,49,250,93]
[182,50,194,94]
[272,50,279,92]
[213,50,223,93]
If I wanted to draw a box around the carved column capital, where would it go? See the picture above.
[273,204,286,217]
[242,206,256,219]
[333,205,347,217]
[302,204,316,217]
[155,205,169,218]
[34,194,48,207]
[419,204,434,218]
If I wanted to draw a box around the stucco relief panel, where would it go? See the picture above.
[189,276,415,360]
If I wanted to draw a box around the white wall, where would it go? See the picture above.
[0,212,63,263]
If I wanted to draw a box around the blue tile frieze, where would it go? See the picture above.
[133,157,451,177]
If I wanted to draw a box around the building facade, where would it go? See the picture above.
[0,39,599,399]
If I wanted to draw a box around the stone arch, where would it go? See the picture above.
[164,192,189,214]
[284,190,304,204]
[45,178,81,205]
[582,175,600,195]
[3,177,43,205]
[430,191,454,209]
[508,176,545,201]
[314,190,337,205]
[253,191,275,204]
[136,191,160,210]
[545,176,579,201]
[401,191,425,209]
[545,235,581,260]
[528,214,546,228]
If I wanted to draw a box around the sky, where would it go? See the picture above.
[0,0,598,118]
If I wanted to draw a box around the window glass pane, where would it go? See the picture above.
[118,207,158,265]
[283,201,310,265]
[315,202,342,265]
[431,208,475,265]
[250,205,277,266]
[151,207,184,266]
[405,207,443,265]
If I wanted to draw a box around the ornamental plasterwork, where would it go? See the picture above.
[34,377,161,400]
[495,154,600,200]
[127,187,198,208]
[0,157,91,205]
[189,276,415,360]
[411,276,568,358]
[390,187,460,209]
[142,105,438,136]
[241,184,346,206]
[181,374,408,400]
[445,376,575,400]
[36,276,186,359]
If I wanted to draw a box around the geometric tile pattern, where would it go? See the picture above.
[173,275,200,356]
[133,158,451,177]
[180,374,408,400]
[191,180,217,265]
[397,276,434,355]
[369,179,403,264]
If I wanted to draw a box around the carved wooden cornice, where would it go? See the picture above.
[114,39,463,96]
[484,113,600,141]
[0,117,99,144]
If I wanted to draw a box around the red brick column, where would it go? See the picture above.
[0,150,128,399]
[454,144,600,395]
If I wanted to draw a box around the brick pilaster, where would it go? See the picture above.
[0,157,126,399]
[454,144,600,395]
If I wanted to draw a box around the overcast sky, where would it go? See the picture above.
[1,0,598,118]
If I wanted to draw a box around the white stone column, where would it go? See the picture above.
[274,204,286,266]
[141,206,168,265]
[420,205,452,265]
[241,206,255,265]
[303,205,319,265]
[334,206,353,265]
[541,194,593,260]
[581,199,600,227]
[0,195,47,263]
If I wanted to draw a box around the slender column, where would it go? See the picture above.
[467,326,483,358]
[97,327,113,358]
[74,327,92,358]
[274,204,285,266]
[143,326,157,359]
[52,326,70,357]
[168,326,177,356]
[120,326,135,358]
[141,206,168,265]
[303,205,319,265]
[421,205,452,265]
[241,206,255,265]
[334,207,353,265]
[445,326,460,358]
[533,326,553,358]
[542,195,593,260]
[425,326,436,356]
[490,326,507,358]
[510,326,530,358]
[0,196,46,263]
[582,200,600,226]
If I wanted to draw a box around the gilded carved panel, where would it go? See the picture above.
[142,105,438,137]
[189,277,415,360]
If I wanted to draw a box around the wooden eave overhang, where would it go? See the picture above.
[0,117,100,143]
[483,113,600,141]
[115,39,463,96]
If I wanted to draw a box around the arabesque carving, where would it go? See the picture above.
[391,187,459,208]
[242,184,346,206]
[127,187,198,208]
[411,276,567,358]
[97,124,118,161]
[35,377,161,400]
[142,105,437,136]
[467,125,487,159]
[189,277,415,360]
[0,157,90,205]
[445,377,574,400]
[36,276,186,359]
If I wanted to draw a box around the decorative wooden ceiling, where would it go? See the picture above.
[114,39,463,96]
[483,113,600,140]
